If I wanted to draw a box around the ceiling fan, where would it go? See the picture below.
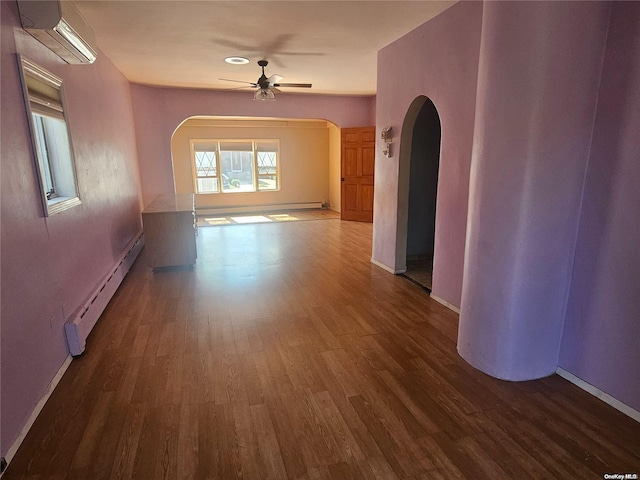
[220,60,312,101]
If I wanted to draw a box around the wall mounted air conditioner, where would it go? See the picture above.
[17,1,98,64]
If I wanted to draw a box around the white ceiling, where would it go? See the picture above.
[73,1,456,95]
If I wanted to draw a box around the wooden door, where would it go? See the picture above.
[341,126,375,222]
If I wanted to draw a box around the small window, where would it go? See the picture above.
[193,141,219,193]
[18,55,81,215]
[191,139,280,194]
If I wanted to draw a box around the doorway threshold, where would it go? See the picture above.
[400,272,432,293]
[401,256,433,292]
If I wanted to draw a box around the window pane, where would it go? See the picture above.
[194,151,217,177]
[257,151,277,175]
[258,175,278,191]
[32,114,55,197]
[33,112,76,200]
[221,149,255,193]
[197,177,219,193]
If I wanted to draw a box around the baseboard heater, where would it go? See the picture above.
[64,231,144,356]
[197,201,324,216]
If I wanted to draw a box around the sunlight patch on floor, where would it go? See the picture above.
[203,217,233,225]
[202,213,301,226]
[267,214,298,222]
[198,209,338,227]
[231,215,272,224]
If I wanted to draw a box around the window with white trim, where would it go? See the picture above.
[18,56,80,216]
[192,140,279,193]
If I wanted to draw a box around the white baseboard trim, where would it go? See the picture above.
[430,293,461,314]
[370,258,406,274]
[2,355,73,473]
[556,367,640,423]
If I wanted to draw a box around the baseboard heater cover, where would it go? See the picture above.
[64,231,144,356]
[197,202,323,216]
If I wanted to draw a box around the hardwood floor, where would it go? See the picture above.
[5,219,639,479]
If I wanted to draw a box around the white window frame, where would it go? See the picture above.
[190,139,280,194]
[17,55,81,216]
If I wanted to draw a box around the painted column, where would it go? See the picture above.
[458,1,610,380]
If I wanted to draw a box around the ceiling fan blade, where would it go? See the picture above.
[222,85,257,91]
[219,78,257,86]
[267,74,284,86]
[274,83,312,88]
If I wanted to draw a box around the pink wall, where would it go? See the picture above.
[560,1,640,411]
[373,1,483,306]
[130,85,375,206]
[377,0,639,407]
[458,1,610,380]
[1,1,142,456]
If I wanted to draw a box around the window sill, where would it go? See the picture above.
[46,196,81,216]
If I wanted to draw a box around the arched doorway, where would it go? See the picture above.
[400,96,441,291]
[170,116,342,215]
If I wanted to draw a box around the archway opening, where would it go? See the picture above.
[170,116,342,216]
[403,98,441,291]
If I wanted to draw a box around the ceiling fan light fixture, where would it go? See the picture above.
[224,56,250,65]
[254,88,276,102]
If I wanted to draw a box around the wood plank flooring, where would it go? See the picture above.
[5,219,639,479]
